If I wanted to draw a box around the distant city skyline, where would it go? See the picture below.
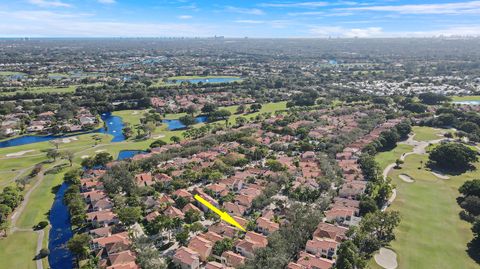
[1,0,480,38]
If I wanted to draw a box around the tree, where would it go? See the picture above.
[143,122,156,138]
[67,234,91,259]
[175,230,189,246]
[101,163,136,195]
[150,139,167,148]
[266,159,286,172]
[49,140,60,150]
[184,210,200,224]
[185,105,198,116]
[335,240,366,269]
[359,196,378,216]
[250,103,262,112]
[81,157,95,169]
[64,168,82,185]
[419,92,450,105]
[118,206,142,226]
[201,103,217,114]
[460,180,480,197]
[179,115,196,128]
[170,136,181,144]
[62,150,75,166]
[359,154,380,181]
[94,152,113,167]
[236,104,246,114]
[235,116,247,126]
[213,238,234,256]
[359,211,401,245]
[39,248,50,258]
[46,148,60,161]
[429,143,478,171]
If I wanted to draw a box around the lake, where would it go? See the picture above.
[167,77,241,84]
[48,182,74,269]
[117,150,146,160]
[0,113,125,148]
[452,100,480,105]
[162,115,208,130]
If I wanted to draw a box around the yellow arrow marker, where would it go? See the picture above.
[194,194,246,232]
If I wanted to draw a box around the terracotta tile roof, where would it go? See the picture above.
[173,247,199,267]
[313,223,348,242]
[296,252,334,269]
[221,251,245,267]
[188,235,213,261]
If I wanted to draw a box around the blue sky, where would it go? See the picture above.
[1,0,480,37]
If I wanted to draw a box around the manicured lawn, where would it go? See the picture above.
[411,126,445,141]
[0,85,78,96]
[169,75,240,80]
[113,101,287,143]
[16,166,69,229]
[0,231,38,269]
[379,147,479,269]
[375,144,414,170]
[451,95,480,101]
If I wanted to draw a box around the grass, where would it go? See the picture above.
[16,166,69,229]
[0,85,78,96]
[375,128,479,269]
[112,101,287,143]
[411,126,445,141]
[451,96,480,102]
[0,231,38,269]
[169,75,240,80]
[0,71,26,76]
[375,143,414,170]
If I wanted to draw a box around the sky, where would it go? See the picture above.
[1,0,480,38]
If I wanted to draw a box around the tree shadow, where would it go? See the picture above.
[427,162,476,176]
[467,238,480,264]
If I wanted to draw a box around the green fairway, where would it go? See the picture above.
[378,142,479,269]
[451,95,480,101]
[16,166,69,229]
[113,101,287,142]
[375,144,414,170]
[0,231,38,269]
[0,85,78,96]
[411,126,445,141]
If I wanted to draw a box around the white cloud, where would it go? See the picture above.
[225,6,265,15]
[98,0,116,4]
[260,1,328,8]
[308,25,480,38]
[340,1,480,15]
[0,10,214,37]
[178,15,192,19]
[309,26,383,37]
[28,0,71,8]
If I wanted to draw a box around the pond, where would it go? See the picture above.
[162,115,208,130]
[117,150,146,160]
[452,100,480,105]
[167,77,241,84]
[0,113,125,148]
[48,182,74,269]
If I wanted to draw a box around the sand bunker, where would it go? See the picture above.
[6,150,35,157]
[375,248,398,269]
[81,155,90,159]
[399,174,414,183]
[61,136,78,143]
[153,134,165,139]
[95,149,106,153]
[431,171,450,179]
